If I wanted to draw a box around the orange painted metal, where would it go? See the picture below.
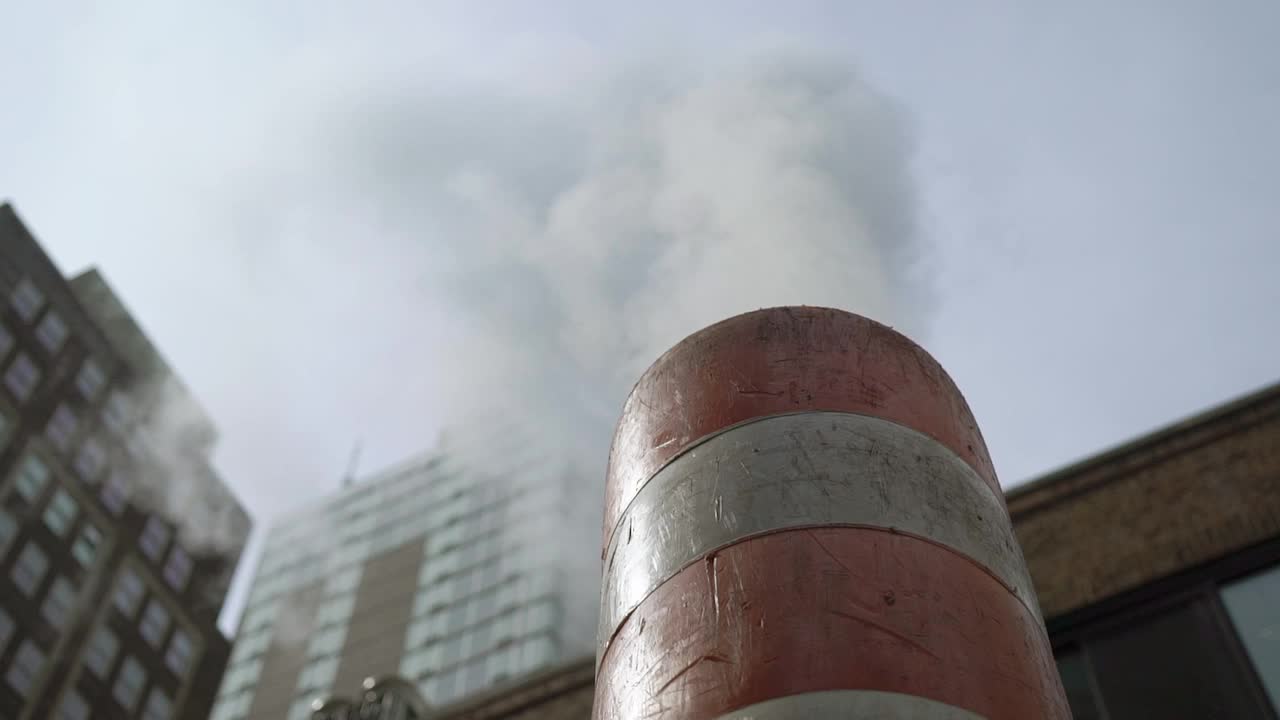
[594,528,1070,720]
[603,307,999,551]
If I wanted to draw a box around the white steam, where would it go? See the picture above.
[179,51,924,652]
[309,54,924,653]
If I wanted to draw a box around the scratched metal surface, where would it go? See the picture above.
[603,307,1001,551]
[597,411,1040,668]
[592,528,1069,720]
[712,689,987,719]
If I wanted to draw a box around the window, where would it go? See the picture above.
[45,404,79,452]
[243,601,280,634]
[219,658,263,695]
[140,516,171,561]
[229,629,269,664]
[163,544,193,591]
[1081,598,1261,718]
[0,507,17,554]
[101,471,129,515]
[140,599,172,648]
[35,310,68,353]
[102,391,132,434]
[71,522,103,568]
[307,624,346,658]
[42,488,79,537]
[211,692,252,720]
[41,576,77,630]
[1054,648,1104,720]
[142,687,173,720]
[0,607,13,653]
[75,358,106,401]
[13,453,49,502]
[0,323,13,358]
[166,629,195,677]
[113,655,146,711]
[113,568,145,617]
[4,352,41,402]
[519,633,556,673]
[11,541,49,596]
[56,690,91,720]
[5,640,45,697]
[85,625,120,678]
[10,278,44,322]
[1222,565,1280,710]
[296,656,339,692]
[74,439,107,482]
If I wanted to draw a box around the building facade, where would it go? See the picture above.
[0,203,251,719]
[415,379,1280,720]
[211,445,576,720]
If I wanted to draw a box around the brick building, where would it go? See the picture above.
[0,204,251,719]
[418,379,1280,719]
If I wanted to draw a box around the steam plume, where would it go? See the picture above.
[196,51,926,649]
[320,54,923,652]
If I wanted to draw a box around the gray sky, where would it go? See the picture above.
[3,1,1278,635]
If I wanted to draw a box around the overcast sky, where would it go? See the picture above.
[3,1,1278,635]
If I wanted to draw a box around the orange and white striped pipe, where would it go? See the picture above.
[594,307,1069,720]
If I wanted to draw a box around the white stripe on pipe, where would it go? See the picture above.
[714,689,987,719]
[598,411,1040,666]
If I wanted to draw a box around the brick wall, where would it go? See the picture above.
[1009,383,1280,619]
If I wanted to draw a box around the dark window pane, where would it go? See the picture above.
[1055,648,1105,720]
[1089,599,1262,718]
[1222,565,1280,713]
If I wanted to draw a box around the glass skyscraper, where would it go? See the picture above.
[210,444,575,720]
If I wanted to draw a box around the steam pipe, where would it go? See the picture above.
[593,307,1069,719]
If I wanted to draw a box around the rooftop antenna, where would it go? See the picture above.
[342,440,363,489]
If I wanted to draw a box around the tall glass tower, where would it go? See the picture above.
[209,443,576,720]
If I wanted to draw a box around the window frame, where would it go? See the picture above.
[5,639,46,697]
[41,575,78,630]
[85,624,121,679]
[1049,536,1280,720]
[3,352,41,402]
[34,309,69,353]
[139,598,172,649]
[11,540,50,597]
[42,487,79,537]
[9,278,45,322]
[113,567,146,618]
[75,358,106,401]
[139,515,172,562]
[45,403,80,452]
[112,654,147,711]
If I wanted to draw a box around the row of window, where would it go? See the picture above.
[0,587,198,720]
[1,327,110,413]
[260,457,552,574]
[14,441,193,588]
[83,610,196,685]
[55,682,172,720]
[277,629,557,717]
[415,558,558,620]
[247,494,547,614]
[404,598,560,673]
[407,632,559,706]
[9,450,192,593]
[257,479,482,580]
[263,459,456,551]
[0,605,182,719]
